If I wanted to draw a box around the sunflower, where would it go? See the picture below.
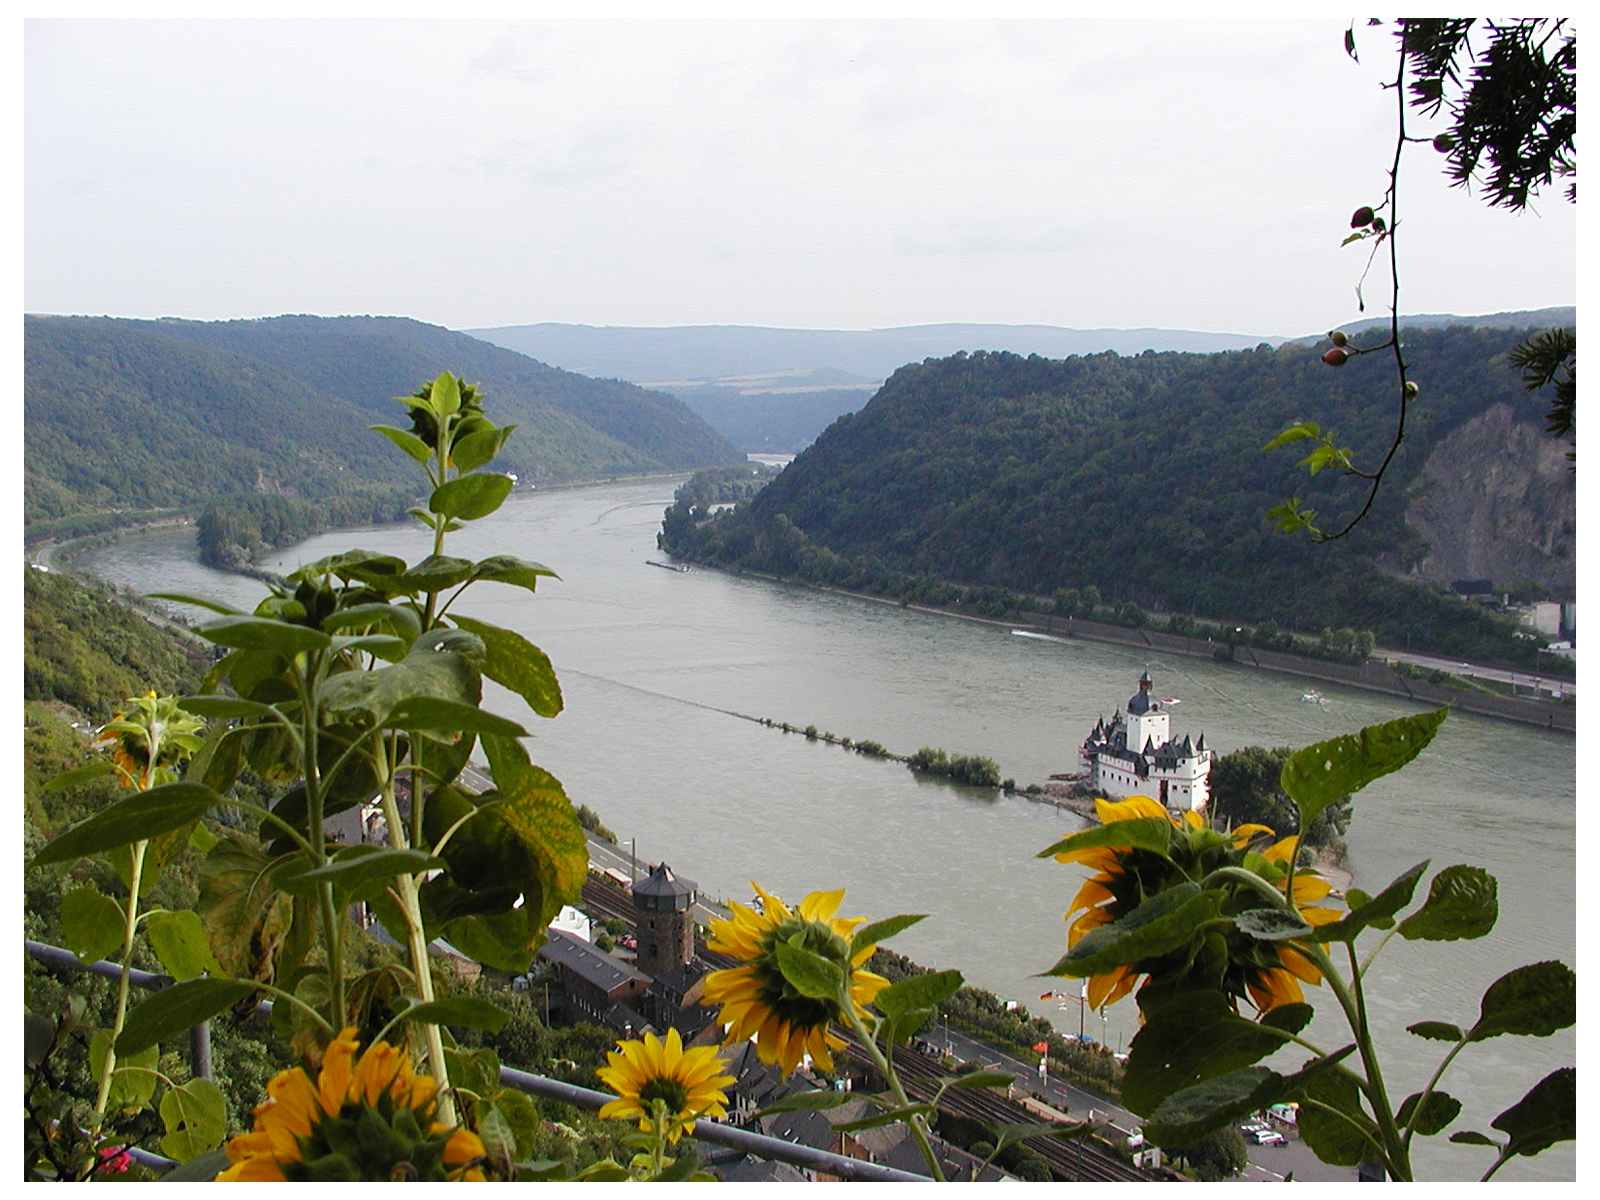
[597,1028,735,1143]
[94,692,205,790]
[217,1028,486,1182]
[702,883,889,1076]
[1053,795,1338,1015]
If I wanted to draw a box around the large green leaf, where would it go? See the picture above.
[469,554,558,593]
[1142,1065,1285,1148]
[40,760,116,792]
[1397,865,1498,941]
[91,1032,158,1111]
[147,591,247,615]
[1312,860,1429,943]
[1122,990,1293,1117]
[382,696,528,740]
[1489,1068,1576,1163]
[850,913,926,958]
[29,781,224,868]
[773,940,845,1001]
[1467,961,1576,1041]
[321,601,422,640]
[1233,907,1313,941]
[115,979,259,1056]
[159,1077,228,1162]
[399,555,475,593]
[451,616,563,719]
[1397,1090,1462,1137]
[418,736,586,971]
[1035,816,1173,861]
[430,473,514,522]
[1408,1021,1465,1041]
[298,549,410,584]
[298,845,448,904]
[159,1149,232,1182]
[145,910,224,982]
[197,832,298,986]
[755,1089,858,1116]
[874,969,962,1018]
[835,1103,937,1132]
[942,1070,1016,1092]
[399,996,510,1033]
[177,695,282,721]
[196,615,331,656]
[1044,884,1222,977]
[451,423,515,473]
[1294,1059,1380,1166]
[318,636,483,725]
[60,887,126,963]
[369,424,433,465]
[1280,708,1448,826]
[428,370,461,416]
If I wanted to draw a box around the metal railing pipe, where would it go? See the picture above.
[498,1066,927,1183]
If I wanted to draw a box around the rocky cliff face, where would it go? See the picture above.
[1401,402,1575,593]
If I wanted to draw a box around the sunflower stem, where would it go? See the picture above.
[839,999,946,1182]
[1343,940,1410,1180]
[1404,1034,1471,1155]
[379,772,457,1128]
[90,836,149,1128]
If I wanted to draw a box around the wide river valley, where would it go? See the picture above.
[73,478,1575,1181]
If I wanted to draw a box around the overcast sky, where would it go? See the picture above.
[24,16,1577,338]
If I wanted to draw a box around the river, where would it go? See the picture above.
[71,478,1575,1182]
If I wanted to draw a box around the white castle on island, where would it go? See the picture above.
[1081,671,1212,813]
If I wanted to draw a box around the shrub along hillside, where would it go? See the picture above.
[660,324,1570,663]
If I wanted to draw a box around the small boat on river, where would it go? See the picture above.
[646,560,690,573]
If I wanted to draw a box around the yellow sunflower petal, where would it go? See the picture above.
[798,888,846,923]
[317,1028,361,1114]
[1264,835,1302,864]
[1095,794,1169,824]
[1229,822,1277,845]
[1067,875,1115,915]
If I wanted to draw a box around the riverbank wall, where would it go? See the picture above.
[1021,614,1575,735]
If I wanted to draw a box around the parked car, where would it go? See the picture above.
[1248,1129,1287,1146]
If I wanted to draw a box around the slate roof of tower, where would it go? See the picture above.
[633,862,697,899]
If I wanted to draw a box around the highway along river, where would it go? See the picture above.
[73,478,1575,1181]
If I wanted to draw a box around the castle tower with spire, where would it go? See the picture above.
[1080,671,1212,812]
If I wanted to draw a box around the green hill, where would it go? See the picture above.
[659,324,1574,663]
[24,314,743,534]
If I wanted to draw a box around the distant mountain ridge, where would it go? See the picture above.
[24,313,743,531]
[470,310,1574,452]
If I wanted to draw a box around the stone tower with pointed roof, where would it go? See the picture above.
[1080,671,1212,812]
[632,863,698,978]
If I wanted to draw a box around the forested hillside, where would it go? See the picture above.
[660,324,1573,661]
[22,566,208,718]
[24,314,743,541]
